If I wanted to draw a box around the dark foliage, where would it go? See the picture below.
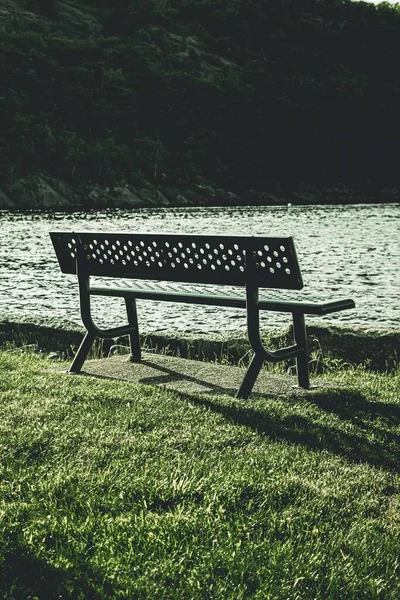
[1,0,400,194]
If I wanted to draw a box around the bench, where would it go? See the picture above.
[50,231,355,399]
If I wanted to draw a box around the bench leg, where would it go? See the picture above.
[69,331,96,373]
[293,313,310,389]
[125,298,141,362]
[236,352,264,400]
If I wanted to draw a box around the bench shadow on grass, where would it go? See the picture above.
[82,362,400,472]
[82,358,241,396]
[177,388,400,473]
[136,359,240,395]
[1,538,115,599]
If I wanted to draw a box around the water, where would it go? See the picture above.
[0,204,399,333]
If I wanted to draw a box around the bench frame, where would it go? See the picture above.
[50,231,355,399]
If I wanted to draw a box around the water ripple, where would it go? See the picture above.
[0,204,399,332]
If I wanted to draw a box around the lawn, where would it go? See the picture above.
[0,351,399,599]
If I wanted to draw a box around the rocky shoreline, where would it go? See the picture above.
[1,175,399,211]
[1,314,398,374]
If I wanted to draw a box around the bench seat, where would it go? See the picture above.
[90,282,355,316]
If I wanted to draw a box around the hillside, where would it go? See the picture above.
[1,0,400,209]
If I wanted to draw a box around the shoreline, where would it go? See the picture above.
[1,175,399,211]
[1,314,398,374]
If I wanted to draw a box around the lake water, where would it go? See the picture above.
[0,204,399,333]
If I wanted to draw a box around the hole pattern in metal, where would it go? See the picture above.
[51,232,303,290]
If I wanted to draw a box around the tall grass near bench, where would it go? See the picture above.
[0,351,399,599]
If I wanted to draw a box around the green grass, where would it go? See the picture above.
[0,351,399,599]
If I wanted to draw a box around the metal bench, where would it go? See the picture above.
[50,231,355,399]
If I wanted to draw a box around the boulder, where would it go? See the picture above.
[0,189,16,209]
[5,176,74,209]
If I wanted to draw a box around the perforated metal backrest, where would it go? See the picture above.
[50,231,303,290]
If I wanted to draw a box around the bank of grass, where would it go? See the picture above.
[0,351,399,599]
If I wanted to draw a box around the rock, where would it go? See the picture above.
[214,188,240,204]
[111,186,146,208]
[34,176,74,208]
[0,189,16,209]
[193,184,216,197]
[175,194,191,205]
[5,176,74,209]
[1,171,396,212]
[290,184,320,204]
[240,189,284,206]
[136,186,171,207]
[2,174,241,210]
[88,189,101,205]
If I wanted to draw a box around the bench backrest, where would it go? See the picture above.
[50,231,304,290]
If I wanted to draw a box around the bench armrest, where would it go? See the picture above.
[258,298,355,315]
